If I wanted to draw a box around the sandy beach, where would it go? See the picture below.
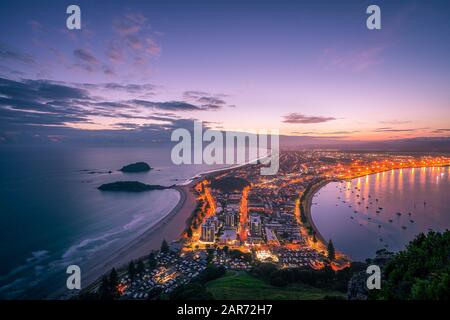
[81,166,237,292]
[302,180,333,246]
[81,183,197,289]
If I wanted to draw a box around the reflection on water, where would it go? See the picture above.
[312,167,450,261]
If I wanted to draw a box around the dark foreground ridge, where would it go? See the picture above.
[119,162,152,173]
[98,181,168,192]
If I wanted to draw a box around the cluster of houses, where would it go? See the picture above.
[210,250,252,270]
[118,251,207,299]
[275,248,325,268]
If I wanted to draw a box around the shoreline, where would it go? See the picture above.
[302,165,450,262]
[80,165,239,294]
[81,164,449,293]
[80,184,196,291]
[302,179,333,247]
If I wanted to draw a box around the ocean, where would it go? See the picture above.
[0,144,227,299]
[311,167,450,261]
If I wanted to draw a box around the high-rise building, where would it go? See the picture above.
[250,214,262,236]
[225,212,236,227]
[201,218,216,243]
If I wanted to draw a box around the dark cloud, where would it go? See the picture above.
[431,128,450,134]
[183,90,230,110]
[73,49,115,75]
[0,77,225,138]
[129,99,200,111]
[291,130,358,135]
[0,42,34,65]
[73,49,99,65]
[282,113,336,124]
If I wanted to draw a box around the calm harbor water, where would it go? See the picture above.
[0,145,227,299]
[311,167,450,261]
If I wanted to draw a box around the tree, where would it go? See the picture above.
[109,268,119,298]
[223,245,229,254]
[148,252,157,269]
[128,261,136,279]
[373,230,450,300]
[136,260,145,274]
[99,276,113,300]
[186,227,193,238]
[312,232,317,243]
[109,268,118,288]
[161,239,169,253]
[327,239,336,261]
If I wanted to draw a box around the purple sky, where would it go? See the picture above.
[1,0,450,143]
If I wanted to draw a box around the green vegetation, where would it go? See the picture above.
[210,177,250,192]
[97,268,119,300]
[120,162,152,172]
[168,265,226,300]
[372,230,450,300]
[252,262,363,293]
[160,239,169,253]
[148,252,157,269]
[98,181,167,192]
[206,271,345,300]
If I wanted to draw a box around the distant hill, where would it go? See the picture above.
[119,162,152,173]
[210,177,250,192]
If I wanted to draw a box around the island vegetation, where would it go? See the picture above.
[119,162,152,173]
[98,181,168,192]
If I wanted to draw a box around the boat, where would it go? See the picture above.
[388,219,393,223]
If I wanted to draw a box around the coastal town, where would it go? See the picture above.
[82,151,450,299]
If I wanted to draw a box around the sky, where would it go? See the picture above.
[0,0,450,144]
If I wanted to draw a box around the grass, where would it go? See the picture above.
[206,271,346,300]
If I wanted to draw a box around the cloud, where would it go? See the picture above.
[0,42,34,65]
[129,99,215,111]
[73,49,99,65]
[109,12,161,64]
[431,128,450,134]
[0,77,226,135]
[374,127,424,133]
[379,120,412,125]
[321,46,384,72]
[291,130,358,135]
[183,91,231,109]
[282,113,336,124]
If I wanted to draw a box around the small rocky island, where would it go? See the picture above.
[98,181,168,192]
[119,162,152,173]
